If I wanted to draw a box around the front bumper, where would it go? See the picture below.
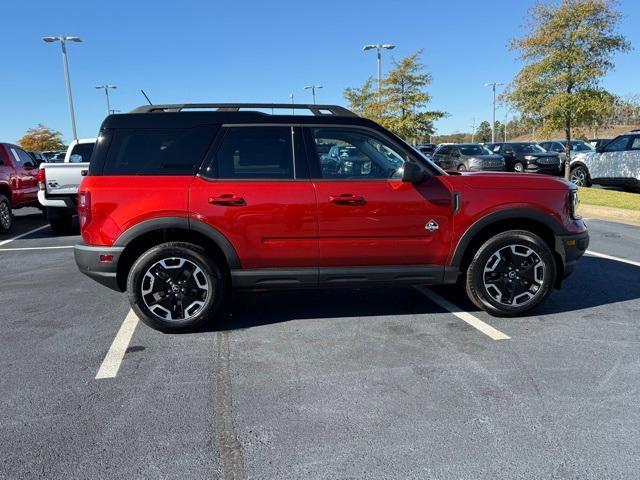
[554,229,589,281]
[74,243,124,292]
[526,164,562,175]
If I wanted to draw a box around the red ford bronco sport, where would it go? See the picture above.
[74,103,588,332]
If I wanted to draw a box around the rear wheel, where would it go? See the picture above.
[465,230,556,317]
[513,162,524,173]
[127,242,225,332]
[570,165,590,187]
[48,209,74,235]
[0,195,12,233]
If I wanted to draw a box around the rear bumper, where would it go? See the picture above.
[554,229,589,281]
[74,243,124,292]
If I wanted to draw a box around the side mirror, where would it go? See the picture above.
[402,162,426,184]
[596,146,605,153]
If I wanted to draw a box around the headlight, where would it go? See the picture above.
[524,155,536,161]
[568,189,581,219]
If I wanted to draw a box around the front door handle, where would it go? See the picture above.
[328,194,366,205]
[208,194,246,206]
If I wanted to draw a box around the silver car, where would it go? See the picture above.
[431,143,505,172]
[569,131,640,190]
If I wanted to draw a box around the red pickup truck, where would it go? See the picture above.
[0,143,40,233]
[74,103,589,332]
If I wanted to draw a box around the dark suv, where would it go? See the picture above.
[488,142,561,175]
[75,103,588,332]
[431,143,505,172]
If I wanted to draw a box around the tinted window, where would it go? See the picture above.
[69,142,95,163]
[435,145,450,155]
[512,143,546,154]
[630,136,640,150]
[459,144,492,156]
[215,127,294,179]
[103,127,215,175]
[571,141,593,152]
[311,127,407,179]
[604,136,630,152]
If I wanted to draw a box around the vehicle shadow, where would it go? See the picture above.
[431,255,640,317]
[204,285,447,333]
[199,256,639,332]
[0,209,79,241]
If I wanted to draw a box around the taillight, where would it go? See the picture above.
[78,190,92,231]
[37,168,46,191]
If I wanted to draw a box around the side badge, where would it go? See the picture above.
[425,220,439,232]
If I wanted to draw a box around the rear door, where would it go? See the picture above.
[306,126,453,271]
[589,135,631,179]
[9,146,38,205]
[189,125,318,270]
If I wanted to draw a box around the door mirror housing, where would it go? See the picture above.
[401,162,426,184]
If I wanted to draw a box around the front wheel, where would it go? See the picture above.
[513,162,524,173]
[457,164,467,171]
[570,165,590,187]
[465,230,556,317]
[127,242,225,332]
[0,195,13,234]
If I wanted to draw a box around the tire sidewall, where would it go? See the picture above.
[513,162,524,172]
[570,165,589,187]
[466,231,556,316]
[0,195,12,233]
[127,242,224,332]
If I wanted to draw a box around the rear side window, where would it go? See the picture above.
[102,126,216,175]
[214,127,294,179]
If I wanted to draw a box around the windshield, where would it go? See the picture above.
[512,143,546,154]
[571,141,594,152]
[459,144,493,156]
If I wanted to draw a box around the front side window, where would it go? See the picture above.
[513,143,546,154]
[459,145,492,156]
[604,136,630,153]
[311,127,407,180]
[215,127,294,179]
[629,136,640,150]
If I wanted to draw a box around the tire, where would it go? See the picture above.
[127,242,225,332]
[457,164,467,171]
[569,165,590,187]
[465,230,556,317]
[0,195,13,234]
[513,162,524,173]
[48,210,74,235]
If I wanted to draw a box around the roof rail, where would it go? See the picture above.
[129,103,358,117]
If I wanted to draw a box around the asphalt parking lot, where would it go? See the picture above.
[1,208,639,480]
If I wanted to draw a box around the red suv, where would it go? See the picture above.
[74,103,589,332]
[0,143,40,233]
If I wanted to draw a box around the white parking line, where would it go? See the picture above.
[0,245,74,252]
[586,250,640,268]
[414,286,510,341]
[0,224,49,247]
[95,309,139,379]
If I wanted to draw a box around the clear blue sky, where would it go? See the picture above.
[2,0,639,144]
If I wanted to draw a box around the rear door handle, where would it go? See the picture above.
[208,194,246,206]
[328,194,366,205]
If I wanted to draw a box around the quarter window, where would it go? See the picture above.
[215,127,294,179]
[103,127,216,175]
[604,136,630,152]
[630,136,640,150]
[310,127,407,179]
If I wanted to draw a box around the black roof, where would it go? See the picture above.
[101,103,373,130]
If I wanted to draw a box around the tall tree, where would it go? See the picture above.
[475,121,493,143]
[506,0,630,178]
[344,51,446,142]
[19,124,65,152]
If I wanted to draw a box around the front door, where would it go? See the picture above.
[189,126,318,270]
[306,126,453,269]
[9,147,38,205]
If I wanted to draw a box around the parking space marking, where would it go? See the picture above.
[95,309,139,380]
[586,250,640,268]
[0,245,74,252]
[0,224,49,247]
[414,286,510,341]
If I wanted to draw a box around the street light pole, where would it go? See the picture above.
[43,35,82,142]
[304,85,323,104]
[290,93,294,115]
[96,85,117,116]
[484,82,503,144]
[363,44,396,94]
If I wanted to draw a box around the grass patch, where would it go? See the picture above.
[578,187,640,211]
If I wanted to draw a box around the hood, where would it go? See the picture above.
[449,171,571,190]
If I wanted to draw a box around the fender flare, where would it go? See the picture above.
[450,208,565,268]
[114,216,241,269]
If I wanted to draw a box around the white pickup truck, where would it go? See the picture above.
[38,138,96,233]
